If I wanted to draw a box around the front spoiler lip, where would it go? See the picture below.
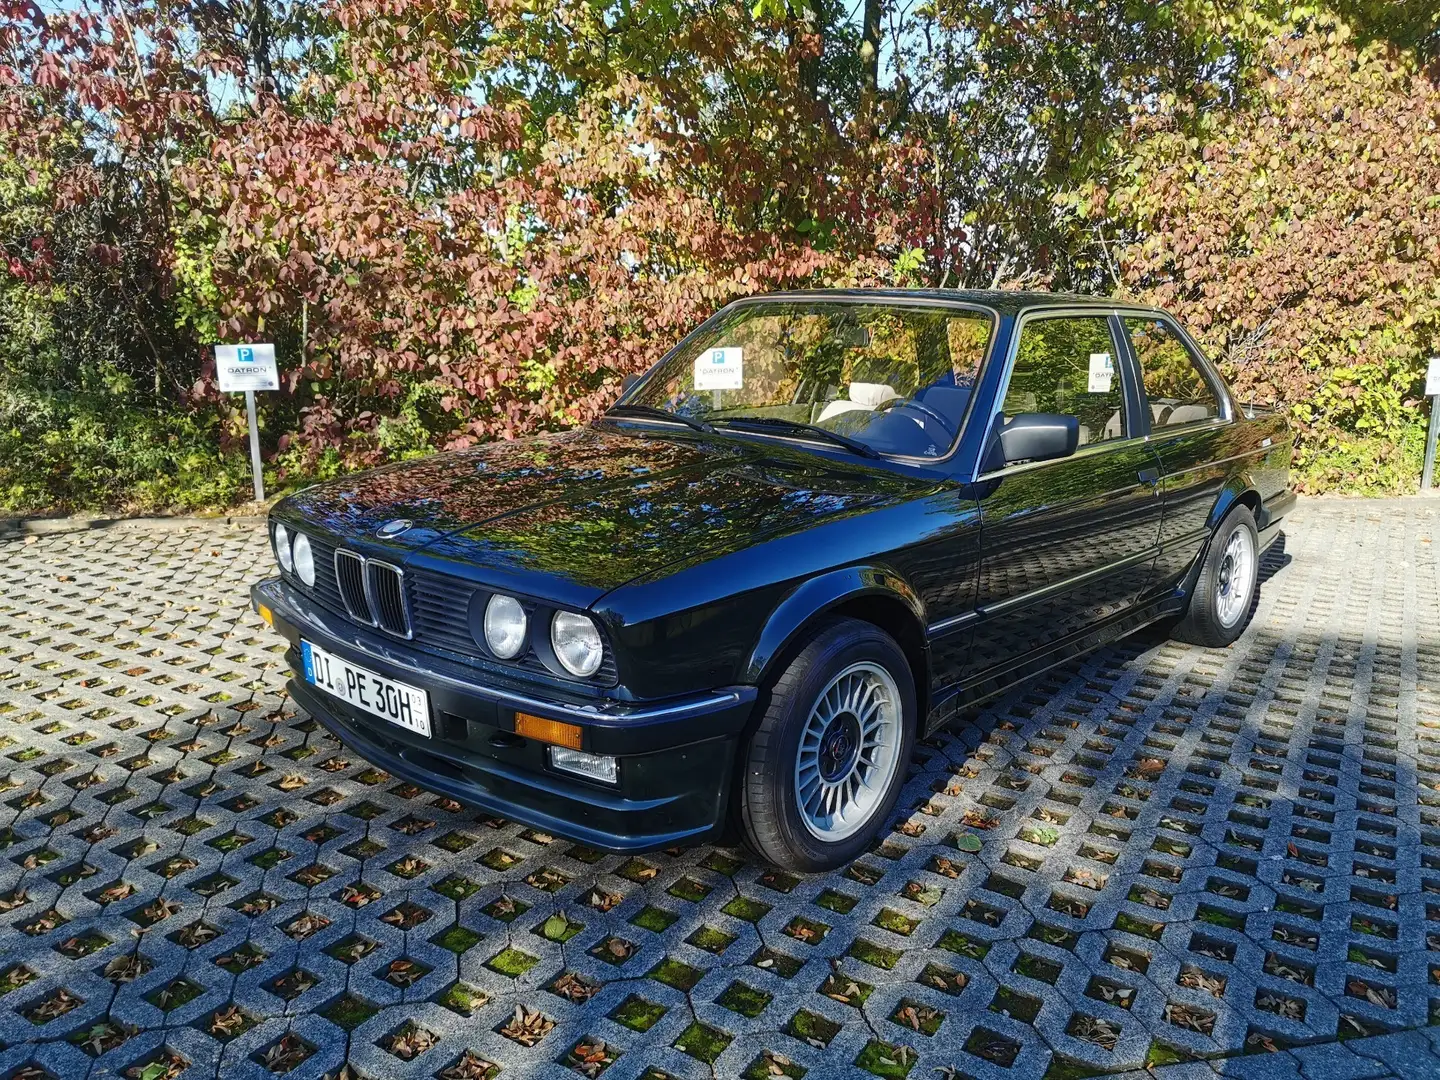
[289,677,727,853]
[251,576,757,739]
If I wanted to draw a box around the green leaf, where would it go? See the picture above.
[542,914,570,940]
[955,834,983,853]
[138,1063,170,1080]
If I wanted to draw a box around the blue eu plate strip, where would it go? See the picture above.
[300,641,315,683]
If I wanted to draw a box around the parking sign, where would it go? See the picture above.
[694,346,743,390]
[215,343,279,392]
[215,343,279,501]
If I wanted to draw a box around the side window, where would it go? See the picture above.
[1125,317,1221,428]
[1002,316,1125,448]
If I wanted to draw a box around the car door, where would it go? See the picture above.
[961,311,1165,684]
[1119,314,1234,594]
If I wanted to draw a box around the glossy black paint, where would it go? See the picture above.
[960,441,1164,681]
[257,288,1293,852]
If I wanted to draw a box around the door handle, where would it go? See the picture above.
[1137,467,1160,487]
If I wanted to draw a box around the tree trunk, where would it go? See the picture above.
[860,0,881,97]
[247,0,274,93]
[787,4,823,102]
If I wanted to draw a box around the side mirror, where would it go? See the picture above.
[992,412,1079,467]
[619,374,640,398]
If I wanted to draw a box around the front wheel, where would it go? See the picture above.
[738,619,916,872]
[1172,504,1259,648]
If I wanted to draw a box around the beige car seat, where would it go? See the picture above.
[1165,404,1212,425]
[816,382,900,424]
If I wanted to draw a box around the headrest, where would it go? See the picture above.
[849,382,899,407]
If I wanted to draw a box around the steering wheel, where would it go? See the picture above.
[873,397,958,445]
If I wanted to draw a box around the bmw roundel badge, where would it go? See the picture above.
[376,518,413,539]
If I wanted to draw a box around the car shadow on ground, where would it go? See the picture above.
[911,529,1293,798]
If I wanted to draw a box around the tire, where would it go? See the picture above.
[738,618,917,872]
[1172,504,1260,648]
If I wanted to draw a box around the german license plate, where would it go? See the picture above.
[300,640,431,738]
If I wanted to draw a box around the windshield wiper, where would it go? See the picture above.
[713,416,881,459]
[605,403,713,434]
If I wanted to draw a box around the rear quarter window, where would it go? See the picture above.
[1125,317,1222,428]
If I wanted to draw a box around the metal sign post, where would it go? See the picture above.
[215,344,280,503]
[1423,356,1440,493]
[244,389,264,502]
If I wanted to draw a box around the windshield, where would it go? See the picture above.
[619,301,994,459]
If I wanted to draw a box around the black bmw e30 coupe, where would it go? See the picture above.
[252,290,1294,870]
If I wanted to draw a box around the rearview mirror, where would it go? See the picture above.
[993,413,1079,467]
[830,324,872,349]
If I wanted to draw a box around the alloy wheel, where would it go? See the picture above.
[1215,525,1255,629]
[793,661,903,841]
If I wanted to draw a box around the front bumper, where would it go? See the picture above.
[251,577,757,852]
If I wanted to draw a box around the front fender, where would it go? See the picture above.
[744,565,924,685]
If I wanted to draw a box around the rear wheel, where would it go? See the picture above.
[738,619,916,872]
[1172,504,1259,647]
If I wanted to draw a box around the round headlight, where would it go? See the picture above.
[274,523,293,573]
[292,533,316,587]
[551,611,603,677]
[483,594,527,659]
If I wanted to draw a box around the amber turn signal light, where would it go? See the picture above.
[257,603,274,627]
[514,712,583,750]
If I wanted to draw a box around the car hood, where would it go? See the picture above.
[280,425,934,608]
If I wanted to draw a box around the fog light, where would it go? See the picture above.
[549,746,618,784]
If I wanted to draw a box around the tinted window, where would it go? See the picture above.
[1126,317,1221,428]
[1002,316,1125,448]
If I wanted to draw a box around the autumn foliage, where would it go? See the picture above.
[1095,20,1440,491]
[188,4,931,456]
[0,1,1436,508]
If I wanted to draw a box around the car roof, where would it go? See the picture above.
[732,288,1162,318]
